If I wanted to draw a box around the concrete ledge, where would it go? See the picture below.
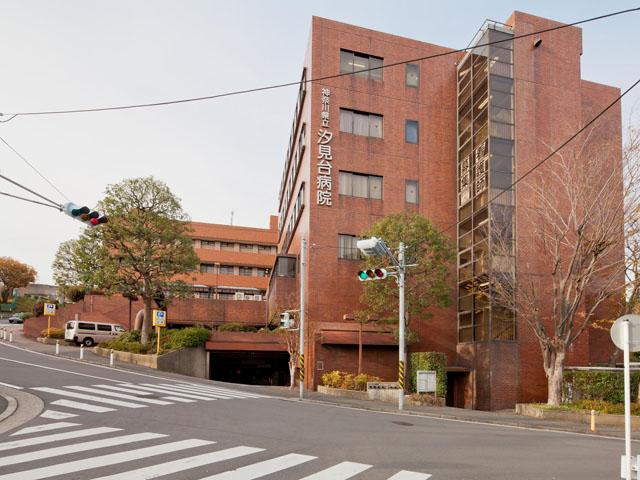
[0,386,44,435]
[516,403,640,430]
[94,347,158,368]
[317,385,368,401]
[36,337,60,345]
[94,346,208,378]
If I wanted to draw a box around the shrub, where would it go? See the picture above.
[163,327,210,349]
[321,371,343,388]
[218,323,257,332]
[40,327,64,339]
[409,352,447,397]
[65,286,86,302]
[563,370,640,404]
[354,373,382,391]
[321,371,382,390]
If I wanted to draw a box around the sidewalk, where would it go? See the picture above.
[1,328,635,440]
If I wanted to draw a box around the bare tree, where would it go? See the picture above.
[269,296,300,390]
[491,126,637,406]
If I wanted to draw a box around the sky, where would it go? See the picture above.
[0,0,638,284]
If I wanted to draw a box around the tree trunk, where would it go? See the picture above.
[545,348,566,406]
[141,295,152,345]
[133,309,144,331]
[289,360,296,390]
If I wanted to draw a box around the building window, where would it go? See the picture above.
[239,243,254,252]
[339,49,383,81]
[406,64,419,87]
[406,180,419,204]
[258,245,274,254]
[219,265,235,275]
[218,292,235,300]
[220,242,235,251]
[338,234,360,260]
[405,120,419,144]
[200,240,216,249]
[200,264,215,273]
[339,109,383,138]
[275,256,296,277]
[256,268,270,277]
[239,267,253,276]
[339,171,382,199]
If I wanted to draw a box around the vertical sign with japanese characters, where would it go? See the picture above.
[317,88,333,206]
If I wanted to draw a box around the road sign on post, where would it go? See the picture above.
[44,303,56,334]
[611,314,640,480]
[152,310,166,356]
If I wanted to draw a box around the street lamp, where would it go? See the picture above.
[357,237,407,410]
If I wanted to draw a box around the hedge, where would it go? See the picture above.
[320,371,382,391]
[40,327,64,339]
[102,327,210,354]
[409,352,447,397]
[563,369,640,403]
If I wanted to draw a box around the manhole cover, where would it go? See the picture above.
[392,421,414,427]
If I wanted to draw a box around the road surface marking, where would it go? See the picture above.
[386,471,433,480]
[90,446,264,480]
[121,384,215,400]
[64,386,174,405]
[39,410,77,420]
[32,387,147,408]
[199,453,317,479]
[162,396,197,403]
[300,461,373,479]
[90,384,154,395]
[0,432,166,466]
[156,384,235,399]
[177,383,264,398]
[0,382,22,390]
[0,427,121,451]
[0,438,213,480]
[50,399,115,413]
[10,422,80,436]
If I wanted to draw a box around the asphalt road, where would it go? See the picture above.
[0,341,627,479]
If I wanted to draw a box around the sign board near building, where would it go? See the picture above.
[152,310,166,327]
[44,303,56,316]
[416,370,437,393]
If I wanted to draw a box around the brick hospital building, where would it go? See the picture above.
[264,11,622,410]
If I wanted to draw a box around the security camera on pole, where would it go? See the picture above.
[357,236,414,410]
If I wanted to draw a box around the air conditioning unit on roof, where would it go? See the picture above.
[234,292,245,300]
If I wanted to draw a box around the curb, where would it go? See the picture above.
[0,387,44,435]
[0,395,17,423]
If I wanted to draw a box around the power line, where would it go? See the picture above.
[0,190,62,210]
[1,7,638,118]
[0,135,70,202]
[0,173,62,209]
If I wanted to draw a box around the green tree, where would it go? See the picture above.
[358,212,454,336]
[0,257,37,303]
[52,177,198,344]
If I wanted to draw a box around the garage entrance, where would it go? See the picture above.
[209,350,291,386]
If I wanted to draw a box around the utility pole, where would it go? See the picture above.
[299,237,306,400]
[398,242,406,411]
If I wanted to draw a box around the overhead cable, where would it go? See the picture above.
[0,173,62,209]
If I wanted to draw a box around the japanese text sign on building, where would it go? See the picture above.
[152,310,167,327]
[44,303,56,316]
[317,87,333,207]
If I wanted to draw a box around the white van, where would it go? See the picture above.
[64,321,126,347]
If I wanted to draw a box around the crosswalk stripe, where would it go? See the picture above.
[0,382,22,390]
[0,427,121,452]
[162,396,197,403]
[32,387,147,408]
[90,446,264,480]
[386,471,432,480]
[0,432,167,466]
[120,384,215,400]
[51,399,115,413]
[177,383,263,398]
[39,410,77,420]
[299,461,372,479]
[91,384,154,396]
[156,384,235,399]
[199,453,317,479]
[64,386,174,405]
[170,383,258,399]
[10,422,80,436]
[0,438,213,480]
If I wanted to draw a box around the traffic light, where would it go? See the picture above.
[357,268,388,281]
[280,312,295,329]
[63,202,108,226]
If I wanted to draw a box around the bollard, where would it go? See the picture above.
[109,349,114,367]
[9,332,13,342]
[1,329,5,340]
[591,409,596,432]
[55,340,60,355]
[80,344,84,360]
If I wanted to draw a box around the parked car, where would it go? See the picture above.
[64,320,126,347]
[7,314,23,324]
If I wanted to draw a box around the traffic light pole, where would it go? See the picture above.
[299,237,306,401]
[398,242,406,411]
